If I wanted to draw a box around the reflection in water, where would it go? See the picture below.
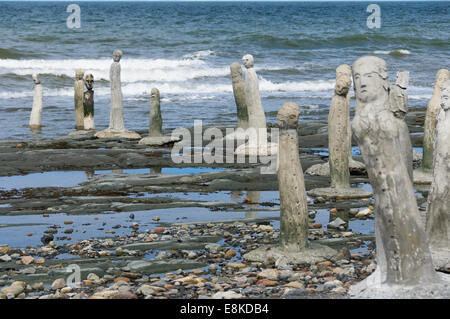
[112,169,123,174]
[245,191,261,219]
[150,167,162,175]
[85,170,94,180]
[230,191,243,203]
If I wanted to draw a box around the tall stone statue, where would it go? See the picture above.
[422,69,450,172]
[29,73,43,129]
[308,65,371,199]
[230,62,249,130]
[95,50,141,139]
[74,69,85,130]
[235,54,276,156]
[139,88,180,146]
[425,80,450,269]
[243,102,336,266]
[349,56,449,299]
[83,74,95,130]
[242,54,266,131]
[389,70,413,181]
[149,88,162,137]
[109,49,125,131]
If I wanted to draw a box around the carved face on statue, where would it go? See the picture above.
[352,56,389,104]
[335,64,352,96]
[435,69,450,87]
[75,69,84,81]
[230,62,243,78]
[150,88,160,100]
[113,50,123,62]
[277,102,300,130]
[440,80,450,111]
[242,54,254,69]
[32,73,40,84]
[84,74,94,90]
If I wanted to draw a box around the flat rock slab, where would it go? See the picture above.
[95,129,141,140]
[307,187,372,200]
[413,168,433,184]
[234,142,278,156]
[349,273,450,299]
[305,159,366,176]
[139,136,181,146]
[243,243,337,266]
[126,259,207,274]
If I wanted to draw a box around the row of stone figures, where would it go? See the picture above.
[249,56,448,299]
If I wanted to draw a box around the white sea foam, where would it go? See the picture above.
[373,49,411,55]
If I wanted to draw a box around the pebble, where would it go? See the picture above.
[21,256,34,265]
[51,278,66,290]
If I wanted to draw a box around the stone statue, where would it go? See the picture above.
[138,88,180,146]
[95,50,141,139]
[349,56,448,299]
[425,79,450,269]
[83,74,94,130]
[234,55,276,156]
[74,69,85,130]
[109,49,125,131]
[243,102,336,266]
[242,54,266,131]
[389,70,413,181]
[230,62,249,130]
[149,88,162,137]
[422,69,450,172]
[308,65,371,200]
[305,65,366,177]
[29,73,43,129]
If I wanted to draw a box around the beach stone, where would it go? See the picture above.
[212,291,243,299]
[137,285,155,296]
[327,217,346,229]
[0,255,11,262]
[1,285,24,297]
[349,56,449,299]
[257,269,279,281]
[21,256,34,265]
[51,278,66,290]
[226,263,246,270]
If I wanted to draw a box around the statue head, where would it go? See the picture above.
[32,73,40,84]
[150,87,160,100]
[352,56,389,104]
[277,102,300,130]
[84,74,94,90]
[230,62,243,78]
[435,69,450,88]
[242,54,254,69]
[113,50,123,62]
[75,69,85,80]
[440,80,450,111]
[335,64,352,95]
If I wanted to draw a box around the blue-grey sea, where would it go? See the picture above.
[0,1,448,140]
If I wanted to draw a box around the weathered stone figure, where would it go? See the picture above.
[422,69,450,172]
[230,62,249,130]
[109,49,125,131]
[349,56,448,298]
[329,64,352,189]
[83,74,94,130]
[242,54,266,131]
[389,70,413,181]
[244,102,336,265]
[149,88,162,137]
[74,69,85,130]
[95,50,141,139]
[235,54,276,156]
[29,73,43,129]
[308,65,371,199]
[425,80,450,268]
[139,88,180,146]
